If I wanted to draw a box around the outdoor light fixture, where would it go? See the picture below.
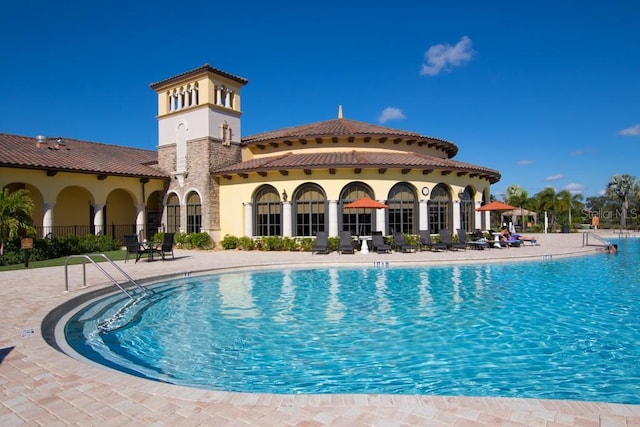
[282,189,288,202]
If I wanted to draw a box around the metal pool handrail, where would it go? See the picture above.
[64,253,147,299]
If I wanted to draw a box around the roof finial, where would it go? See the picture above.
[338,105,343,119]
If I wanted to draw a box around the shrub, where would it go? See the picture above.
[221,234,239,249]
[237,236,255,250]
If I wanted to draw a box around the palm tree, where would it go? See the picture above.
[557,190,584,229]
[505,184,529,230]
[606,174,640,227]
[0,188,35,253]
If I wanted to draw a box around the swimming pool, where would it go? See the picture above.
[63,238,640,404]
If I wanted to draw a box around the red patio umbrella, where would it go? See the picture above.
[343,197,389,209]
[475,201,516,211]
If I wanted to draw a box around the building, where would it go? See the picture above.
[0,64,500,244]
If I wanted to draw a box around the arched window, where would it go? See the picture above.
[387,183,417,234]
[254,186,281,236]
[166,193,180,233]
[186,192,201,233]
[340,183,374,236]
[294,184,326,236]
[459,186,475,232]
[428,184,451,234]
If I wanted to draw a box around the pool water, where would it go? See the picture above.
[64,239,640,403]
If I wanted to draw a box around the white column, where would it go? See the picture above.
[452,200,461,232]
[475,201,483,230]
[282,201,292,237]
[93,203,104,235]
[216,85,223,106]
[224,89,231,108]
[42,202,54,237]
[419,199,428,232]
[329,200,338,237]
[136,204,145,237]
[376,201,386,234]
[168,91,175,112]
[243,202,253,237]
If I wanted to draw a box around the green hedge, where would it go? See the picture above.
[0,234,120,266]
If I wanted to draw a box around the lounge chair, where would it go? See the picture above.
[392,232,417,253]
[419,230,447,251]
[439,229,466,251]
[311,231,330,254]
[124,234,146,263]
[511,233,538,246]
[371,231,392,253]
[338,231,355,254]
[457,228,488,250]
[158,232,175,260]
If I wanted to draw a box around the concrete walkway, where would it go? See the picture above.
[1,231,639,426]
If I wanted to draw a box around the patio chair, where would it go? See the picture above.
[419,230,447,251]
[158,232,175,260]
[439,229,466,251]
[124,234,146,263]
[457,228,488,250]
[371,231,392,253]
[392,232,417,253]
[338,231,355,254]
[311,231,330,254]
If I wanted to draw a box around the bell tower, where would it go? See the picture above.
[150,64,248,240]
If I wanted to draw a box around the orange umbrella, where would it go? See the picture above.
[475,201,516,211]
[343,197,389,209]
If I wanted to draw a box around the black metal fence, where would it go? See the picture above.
[33,224,157,244]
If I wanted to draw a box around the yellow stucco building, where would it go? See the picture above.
[0,64,500,245]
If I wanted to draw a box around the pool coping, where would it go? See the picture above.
[2,231,639,426]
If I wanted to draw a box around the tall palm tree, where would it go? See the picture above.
[606,174,640,227]
[0,188,35,253]
[505,184,529,230]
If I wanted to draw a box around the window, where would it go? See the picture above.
[459,187,475,233]
[340,183,374,236]
[166,193,180,233]
[186,192,201,233]
[428,184,451,234]
[254,186,281,236]
[294,184,326,236]
[387,183,416,234]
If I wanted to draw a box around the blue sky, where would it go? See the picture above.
[1,1,638,198]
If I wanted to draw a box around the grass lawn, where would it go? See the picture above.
[0,250,128,272]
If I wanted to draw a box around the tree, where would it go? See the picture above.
[505,184,529,229]
[606,174,640,227]
[558,190,584,227]
[0,188,35,253]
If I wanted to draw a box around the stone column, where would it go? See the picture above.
[453,200,461,233]
[419,199,428,232]
[243,202,253,237]
[136,204,145,238]
[93,203,105,236]
[42,202,55,237]
[328,200,338,237]
[376,201,386,234]
[282,201,292,237]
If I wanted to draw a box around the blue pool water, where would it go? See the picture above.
[64,239,640,403]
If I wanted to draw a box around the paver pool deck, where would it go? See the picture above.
[1,231,639,426]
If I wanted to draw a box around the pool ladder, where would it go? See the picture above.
[582,232,612,248]
[64,253,147,299]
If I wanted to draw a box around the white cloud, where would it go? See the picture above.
[516,160,533,165]
[378,107,406,124]
[420,36,475,76]
[619,124,640,136]
[563,182,584,195]
[546,174,565,182]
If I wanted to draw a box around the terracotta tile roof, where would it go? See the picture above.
[0,133,169,179]
[212,151,501,183]
[150,63,248,89]
[242,118,458,157]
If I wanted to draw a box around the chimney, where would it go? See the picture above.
[35,135,47,148]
